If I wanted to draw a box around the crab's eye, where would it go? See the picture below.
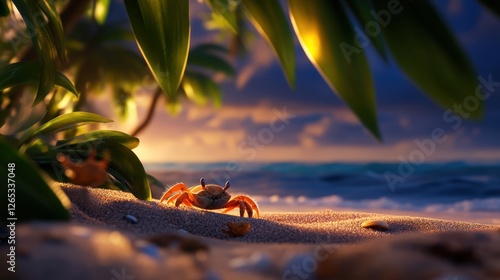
[223,181,230,191]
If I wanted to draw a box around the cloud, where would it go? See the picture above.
[236,37,277,88]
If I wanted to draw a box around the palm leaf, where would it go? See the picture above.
[373,0,483,118]
[0,62,77,96]
[243,0,296,87]
[20,112,112,144]
[124,0,190,97]
[56,130,140,149]
[206,0,240,33]
[289,0,380,139]
[344,0,388,62]
[477,0,500,17]
[12,0,63,105]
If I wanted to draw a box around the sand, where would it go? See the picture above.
[7,184,500,280]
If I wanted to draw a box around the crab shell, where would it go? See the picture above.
[192,184,231,209]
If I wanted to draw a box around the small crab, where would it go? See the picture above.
[160,178,260,218]
[57,148,109,188]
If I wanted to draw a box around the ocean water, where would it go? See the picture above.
[145,161,500,223]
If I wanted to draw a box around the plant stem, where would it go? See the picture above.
[130,88,163,137]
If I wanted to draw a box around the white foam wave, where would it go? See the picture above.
[252,195,500,213]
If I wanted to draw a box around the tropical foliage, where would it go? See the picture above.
[0,0,499,220]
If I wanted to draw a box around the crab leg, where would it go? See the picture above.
[166,192,182,204]
[173,191,196,207]
[222,196,260,218]
[234,195,260,218]
[160,183,189,203]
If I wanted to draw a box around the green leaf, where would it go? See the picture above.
[56,130,140,149]
[12,0,59,105]
[35,0,66,60]
[20,112,112,144]
[373,0,482,118]
[243,0,296,87]
[0,138,70,221]
[477,0,500,17]
[94,0,112,24]
[206,0,240,33]
[102,142,151,201]
[289,0,380,139]
[0,62,78,96]
[188,45,235,76]
[0,0,9,17]
[124,0,190,96]
[182,71,223,107]
[344,0,388,62]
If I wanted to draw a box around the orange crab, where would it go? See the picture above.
[160,178,260,218]
[57,148,109,188]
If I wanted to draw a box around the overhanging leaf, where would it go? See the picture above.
[344,0,388,62]
[55,130,140,149]
[0,62,78,96]
[243,0,296,87]
[289,0,380,139]
[477,0,500,17]
[94,0,112,24]
[124,0,190,96]
[206,0,240,33]
[20,112,112,144]
[12,0,59,105]
[36,0,66,60]
[373,0,483,118]
[0,138,70,221]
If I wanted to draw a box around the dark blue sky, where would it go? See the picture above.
[108,0,500,163]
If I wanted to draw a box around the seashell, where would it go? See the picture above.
[361,220,389,231]
[223,221,251,237]
[123,214,138,224]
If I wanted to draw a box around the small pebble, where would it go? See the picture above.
[134,240,161,259]
[361,220,389,231]
[124,214,138,224]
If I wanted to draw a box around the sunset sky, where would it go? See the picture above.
[106,0,500,163]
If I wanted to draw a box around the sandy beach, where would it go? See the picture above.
[8,184,500,280]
